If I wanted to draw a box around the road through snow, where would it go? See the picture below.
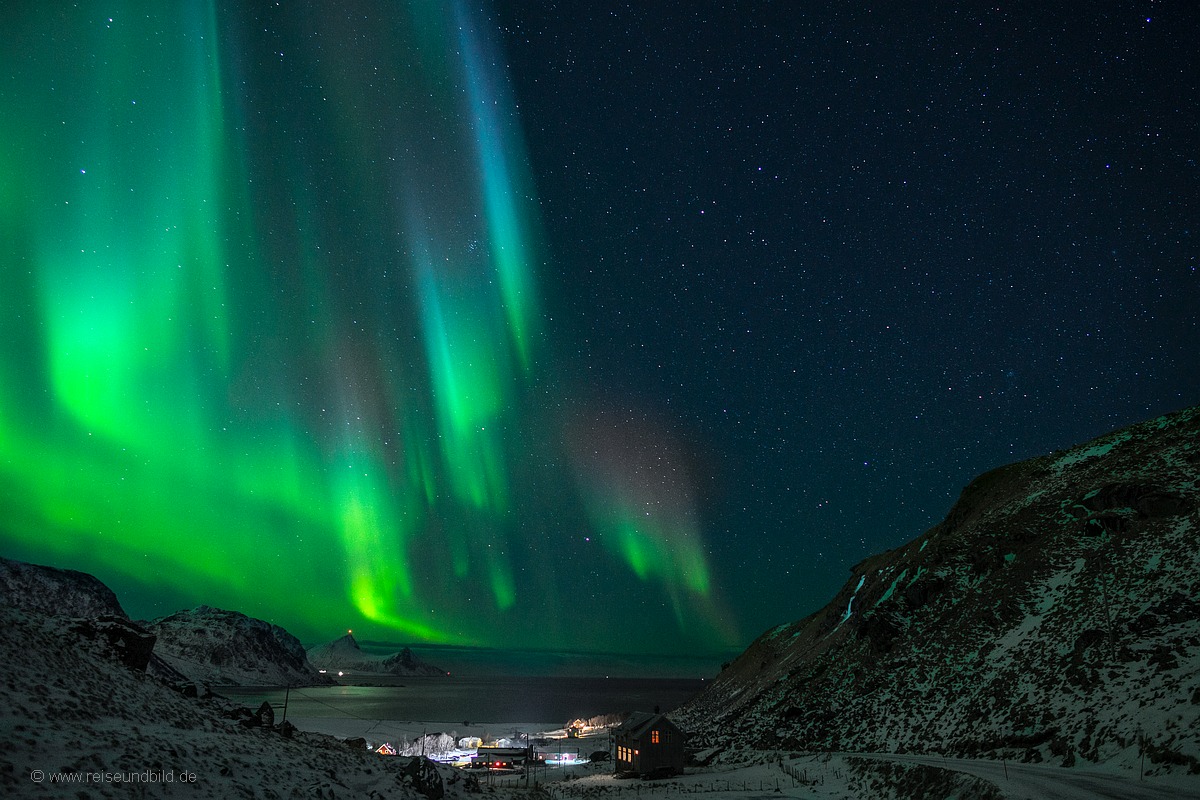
[846,753,1200,800]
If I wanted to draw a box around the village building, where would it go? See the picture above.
[472,746,533,770]
[612,712,686,777]
[534,744,582,764]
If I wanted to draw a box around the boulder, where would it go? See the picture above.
[69,616,156,672]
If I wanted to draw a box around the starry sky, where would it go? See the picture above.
[1,2,1196,665]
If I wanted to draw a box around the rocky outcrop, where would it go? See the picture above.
[147,605,332,687]
[381,647,446,676]
[676,405,1200,774]
[68,616,157,672]
[1,557,158,673]
[0,556,127,619]
[307,633,445,676]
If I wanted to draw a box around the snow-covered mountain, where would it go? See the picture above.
[379,645,447,676]
[1,556,333,688]
[676,405,1200,775]
[0,602,473,799]
[148,606,333,687]
[0,561,470,799]
[307,632,446,676]
[1,555,128,618]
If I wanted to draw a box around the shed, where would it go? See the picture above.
[612,712,685,777]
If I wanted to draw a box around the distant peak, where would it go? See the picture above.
[317,632,360,651]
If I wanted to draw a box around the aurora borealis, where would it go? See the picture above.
[3,2,1196,665]
[0,1,731,655]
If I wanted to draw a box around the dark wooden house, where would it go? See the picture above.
[473,746,533,770]
[612,713,685,777]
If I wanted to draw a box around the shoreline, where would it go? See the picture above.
[285,717,580,744]
[217,674,704,728]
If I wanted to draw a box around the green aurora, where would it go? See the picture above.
[0,2,735,655]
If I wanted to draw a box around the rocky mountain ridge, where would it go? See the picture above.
[1,556,332,688]
[148,605,334,687]
[0,557,464,797]
[307,633,446,677]
[676,405,1200,776]
[0,556,127,618]
[0,602,470,800]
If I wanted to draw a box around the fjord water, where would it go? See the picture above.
[221,675,707,724]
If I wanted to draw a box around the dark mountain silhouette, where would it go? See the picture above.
[677,405,1200,773]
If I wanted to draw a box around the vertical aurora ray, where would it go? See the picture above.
[33,3,233,452]
[564,406,736,643]
[0,1,735,654]
[410,243,518,608]
[0,2,369,634]
[330,430,435,639]
[412,238,508,511]
[455,0,541,370]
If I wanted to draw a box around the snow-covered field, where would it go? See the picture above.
[279,714,1200,800]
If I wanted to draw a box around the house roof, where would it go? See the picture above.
[613,712,681,739]
[474,747,529,757]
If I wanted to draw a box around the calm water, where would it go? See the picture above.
[221,675,706,724]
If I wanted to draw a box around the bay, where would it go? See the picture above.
[221,675,707,724]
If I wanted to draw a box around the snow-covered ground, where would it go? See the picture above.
[847,753,1200,800]
[540,753,1200,800]
[0,607,477,800]
[280,712,1200,800]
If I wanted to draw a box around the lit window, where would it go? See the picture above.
[651,730,660,744]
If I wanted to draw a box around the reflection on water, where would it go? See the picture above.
[221,675,706,723]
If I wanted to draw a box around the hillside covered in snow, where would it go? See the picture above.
[1,556,128,618]
[675,405,1200,776]
[0,566,471,799]
[1,557,333,689]
[147,605,334,687]
[0,603,481,799]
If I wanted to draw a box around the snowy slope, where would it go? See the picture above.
[308,633,446,676]
[0,604,474,799]
[148,605,334,687]
[676,405,1200,776]
[1,556,128,618]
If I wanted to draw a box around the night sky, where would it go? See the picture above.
[2,2,1196,664]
